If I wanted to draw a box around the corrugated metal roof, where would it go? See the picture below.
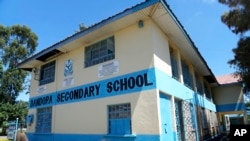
[216,74,240,85]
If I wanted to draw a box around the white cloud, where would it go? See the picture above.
[194,11,203,17]
[202,0,216,4]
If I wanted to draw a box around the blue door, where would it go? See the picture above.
[160,94,173,141]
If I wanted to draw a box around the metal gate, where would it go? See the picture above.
[182,101,197,141]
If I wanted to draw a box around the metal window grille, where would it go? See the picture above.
[108,103,131,135]
[204,84,211,100]
[39,61,56,85]
[182,101,197,141]
[170,53,179,80]
[181,61,194,90]
[85,36,115,67]
[195,75,203,95]
[36,107,52,133]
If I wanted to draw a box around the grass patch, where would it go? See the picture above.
[0,139,9,141]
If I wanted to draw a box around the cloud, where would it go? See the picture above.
[194,11,203,17]
[202,0,216,4]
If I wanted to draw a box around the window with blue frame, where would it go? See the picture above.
[85,36,115,67]
[36,107,52,133]
[108,103,131,135]
[170,49,179,80]
[39,61,56,85]
[181,60,194,90]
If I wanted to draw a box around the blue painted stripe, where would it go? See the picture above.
[216,103,246,112]
[29,67,217,112]
[26,133,160,141]
[193,92,216,111]
[29,68,156,109]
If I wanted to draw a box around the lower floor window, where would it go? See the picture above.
[36,107,52,133]
[108,103,131,135]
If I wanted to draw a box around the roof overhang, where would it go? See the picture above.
[18,0,217,84]
[151,1,217,84]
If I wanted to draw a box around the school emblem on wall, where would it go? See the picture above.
[64,59,73,77]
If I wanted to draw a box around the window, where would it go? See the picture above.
[36,107,52,133]
[195,74,203,95]
[85,36,115,67]
[181,60,194,89]
[170,49,179,80]
[39,61,56,85]
[204,84,211,100]
[108,103,131,135]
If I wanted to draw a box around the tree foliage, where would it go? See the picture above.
[246,101,250,107]
[0,101,28,134]
[0,25,38,103]
[219,0,250,91]
[0,101,28,122]
[0,25,38,68]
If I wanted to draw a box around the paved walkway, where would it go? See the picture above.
[0,134,229,141]
[210,133,230,141]
[0,136,7,140]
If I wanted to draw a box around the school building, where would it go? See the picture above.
[214,74,247,132]
[18,0,246,141]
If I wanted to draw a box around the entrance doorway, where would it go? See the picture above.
[159,94,174,141]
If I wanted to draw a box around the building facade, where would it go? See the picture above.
[19,0,221,141]
[213,74,247,132]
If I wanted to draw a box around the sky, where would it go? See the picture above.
[0,0,239,101]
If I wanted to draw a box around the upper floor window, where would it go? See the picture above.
[170,48,179,80]
[204,83,212,100]
[181,60,194,90]
[85,36,115,67]
[195,74,203,95]
[36,107,52,133]
[39,61,56,85]
[108,103,131,135]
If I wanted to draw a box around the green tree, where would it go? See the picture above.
[246,101,250,108]
[0,25,38,103]
[219,0,250,91]
[0,101,28,134]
